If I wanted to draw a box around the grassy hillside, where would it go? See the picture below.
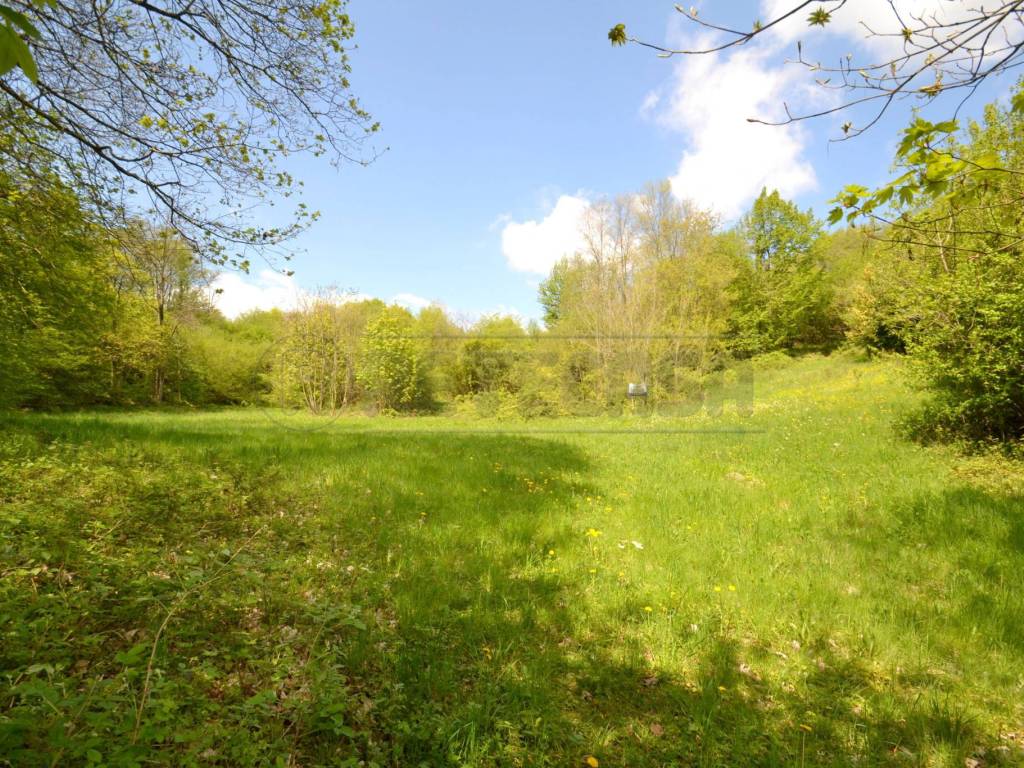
[2,354,1022,767]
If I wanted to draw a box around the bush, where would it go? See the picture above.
[902,248,1024,441]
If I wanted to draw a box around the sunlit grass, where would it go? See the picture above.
[2,353,1022,766]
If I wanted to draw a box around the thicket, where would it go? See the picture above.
[840,97,1024,442]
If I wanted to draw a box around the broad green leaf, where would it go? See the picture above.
[0,6,40,38]
[0,20,38,81]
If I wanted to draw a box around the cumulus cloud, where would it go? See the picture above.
[209,269,303,319]
[656,33,817,220]
[211,270,422,319]
[500,195,590,274]
[650,0,997,220]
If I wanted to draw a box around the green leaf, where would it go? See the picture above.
[973,150,1001,170]
[1012,90,1024,115]
[0,6,40,38]
[608,23,627,46]
[807,7,831,27]
[115,642,150,666]
[0,22,38,82]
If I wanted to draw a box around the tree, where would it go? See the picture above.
[830,104,1024,247]
[852,91,1024,440]
[188,308,285,404]
[567,195,655,403]
[611,3,1024,139]
[538,258,575,327]
[358,307,428,412]
[118,222,209,402]
[0,165,115,407]
[272,296,345,414]
[270,295,382,413]
[540,182,734,406]
[454,315,525,395]
[0,0,378,263]
[729,189,837,354]
[414,304,462,399]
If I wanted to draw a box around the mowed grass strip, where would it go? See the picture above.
[1,354,1022,767]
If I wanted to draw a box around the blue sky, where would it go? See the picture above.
[212,1,1013,321]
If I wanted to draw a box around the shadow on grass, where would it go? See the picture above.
[845,484,1024,656]
[2,412,1020,766]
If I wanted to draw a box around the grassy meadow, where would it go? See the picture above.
[2,353,1023,767]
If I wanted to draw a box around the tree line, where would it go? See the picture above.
[3,84,1024,441]
[0,162,852,417]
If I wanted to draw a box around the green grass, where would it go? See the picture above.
[2,353,1023,766]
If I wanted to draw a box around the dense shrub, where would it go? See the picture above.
[849,92,1024,442]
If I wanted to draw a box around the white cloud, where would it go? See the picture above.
[760,0,991,51]
[657,33,817,220]
[640,90,661,117]
[209,269,302,319]
[651,0,1011,220]
[450,304,532,329]
[756,1,1017,100]
[500,195,590,274]
[391,292,433,311]
[210,270,384,319]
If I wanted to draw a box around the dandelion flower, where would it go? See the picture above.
[713,585,722,592]
[644,606,653,612]
[728,584,736,592]
[548,549,555,556]
[585,528,602,538]
[584,757,600,768]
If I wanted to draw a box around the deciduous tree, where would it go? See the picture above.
[1,0,378,264]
